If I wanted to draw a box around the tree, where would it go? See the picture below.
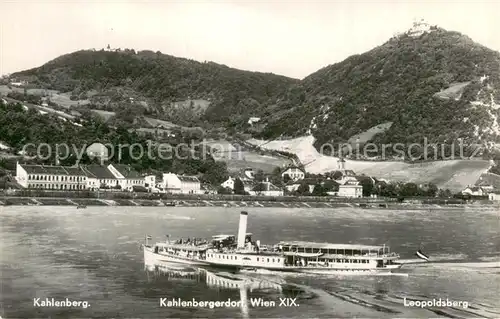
[426,183,438,197]
[438,188,452,198]
[253,182,266,195]
[296,183,310,195]
[269,167,283,186]
[323,180,339,192]
[234,178,245,195]
[312,183,327,196]
[254,169,265,182]
[201,161,228,185]
[400,182,419,197]
[217,186,232,194]
[283,174,291,184]
[360,178,374,197]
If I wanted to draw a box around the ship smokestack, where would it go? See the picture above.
[237,211,248,249]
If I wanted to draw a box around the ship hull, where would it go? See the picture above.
[219,264,402,274]
[143,245,209,266]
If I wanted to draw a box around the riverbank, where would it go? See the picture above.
[0,196,496,208]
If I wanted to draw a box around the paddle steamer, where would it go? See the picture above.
[143,211,402,274]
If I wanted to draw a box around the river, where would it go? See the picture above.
[1,206,499,318]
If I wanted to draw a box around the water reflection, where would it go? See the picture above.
[144,260,285,318]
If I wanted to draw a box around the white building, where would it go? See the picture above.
[16,162,147,191]
[107,164,145,190]
[461,186,486,197]
[338,181,363,198]
[281,166,305,182]
[16,162,88,190]
[161,173,201,194]
[248,117,261,125]
[406,19,432,37]
[81,165,119,190]
[144,175,156,188]
[243,168,255,180]
[488,192,500,201]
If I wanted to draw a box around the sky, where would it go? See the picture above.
[1,0,499,79]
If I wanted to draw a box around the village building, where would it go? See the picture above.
[284,177,318,193]
[15,162,88,190]
[248,179,283,196]
[461,186,488,197]
[16,162,145,191]
[475,180,494,192]
[281,166,305,182]
[338,181,363,198]
[220,176,254,193]
[144,175,156,189]
[247,117,261,126]
[161,173,201,194]
[242,168,255,180]
[107,164,145,191]
[488,192,500,201]
[81,164,118,190]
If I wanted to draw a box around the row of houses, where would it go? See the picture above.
[15,162,204,194]
[16,162,146,191]
[461,182,500,201]
[219,166,367,198]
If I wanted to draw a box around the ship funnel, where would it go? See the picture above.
[237,211,248,249]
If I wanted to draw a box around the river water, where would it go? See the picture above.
[1,206,499,318]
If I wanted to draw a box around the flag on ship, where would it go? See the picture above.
[416,249,429,261]
[146,235,152,240]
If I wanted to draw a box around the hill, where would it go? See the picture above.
[11,49,298,127]
[7,22,500,162]
[258,25,500,159]
[247,135,491,192]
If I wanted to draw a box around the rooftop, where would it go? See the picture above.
[111,164,142,179]
[178,175,200,183]
[82,165,117,179]
[19,164,87,176]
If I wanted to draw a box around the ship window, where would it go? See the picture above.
[267,258,269,262]
[235,256,237,260]
[272,259,275,263]
[257,257,259,261]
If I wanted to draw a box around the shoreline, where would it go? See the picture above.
[0,197,496,209]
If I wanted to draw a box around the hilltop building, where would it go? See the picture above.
[406,19,433,37]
